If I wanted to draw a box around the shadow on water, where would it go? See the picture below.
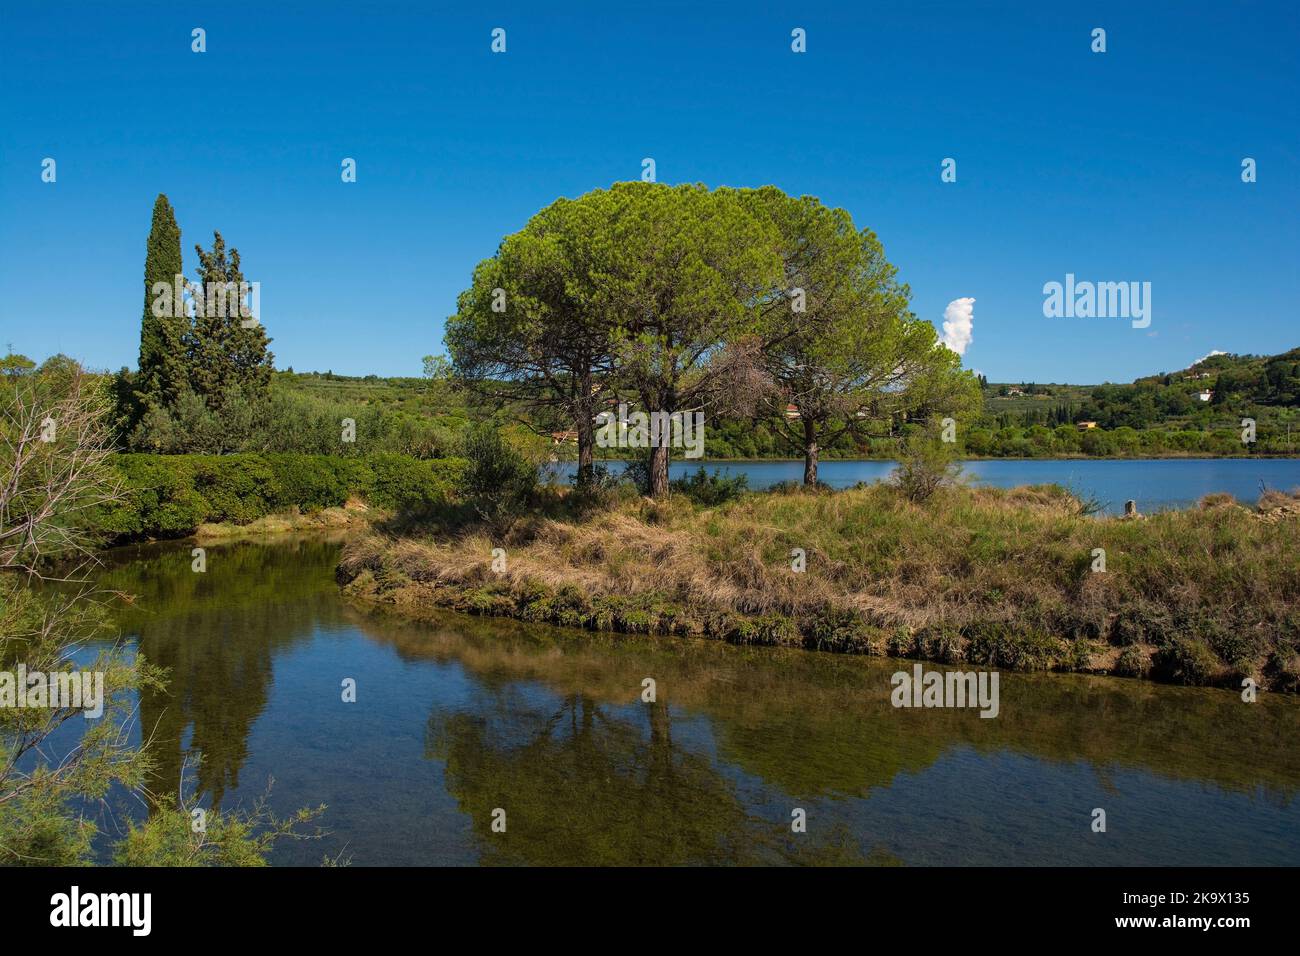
[93,535,1300,866]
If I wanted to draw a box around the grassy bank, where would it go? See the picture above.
[95,452,467,543]
[338,482,1300,691]
[193,501,373,540]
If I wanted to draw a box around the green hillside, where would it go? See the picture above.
[983,349,1300,443]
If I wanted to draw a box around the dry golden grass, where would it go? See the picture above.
[339,483,1300,690]
[196,500,373,540]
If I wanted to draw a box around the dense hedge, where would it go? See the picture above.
[97,453,467,542]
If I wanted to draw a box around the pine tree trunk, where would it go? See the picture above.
[576,397,595,488]
[650,443,671,498]
[803,417,819,485]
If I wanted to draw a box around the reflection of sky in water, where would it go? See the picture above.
[792,749,1300,866]
[45,537,1300,866]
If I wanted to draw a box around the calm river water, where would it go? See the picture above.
[67,534,1300,866]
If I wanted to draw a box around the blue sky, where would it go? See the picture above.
[1,0,1296,383]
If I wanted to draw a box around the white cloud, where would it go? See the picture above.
[1190,349,1226,367]
[939,297,975,355]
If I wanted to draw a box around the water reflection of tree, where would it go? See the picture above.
[104,538,343,809]
[369,608,1300,804]
[426,691,759,865]
[424,682,880,865]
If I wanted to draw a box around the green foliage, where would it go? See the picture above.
[366,453,467,512]
[964,623,1061,671]
[0,580,165,865]
[744,185,981,483]
[447,182,982,494]
[597,184,783,495]
[136,194,186,416]
[1,364,159,864]
[0,351,36,377]
[421,353,452,380]
[1115,645,1151,678]
[978,349,1300,455]
[446,193,620,488]
[1152,638,1222,685]
[96,453,467,541]
[188,230,274,402]
[621,446,654,496]
[1,361,332,867]
[124,376,465,457]
[113,792,327,867]
[98,454,210,538]
[123,199,278,453]
[891,431,962,502]
[670,466,749,506]
[462,423,538,525]
[193,454,280,523]
[265,454,366,514]
[566,463,639,513]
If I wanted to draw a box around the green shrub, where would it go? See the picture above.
[367,454,466,512]
[885,627,917,658]
[916,625,967,664]
[621,447,654,497]
[1151,638,1221,685]
[192,455,279,523]
[1115,645,1151,678]
[670,467,748,506]
[1111,601,1174,646]
[568,464,639,512]
[1201,622,1260,674]
[95,455,207,539]
[805,606,868,651]
[891,432,962,503]
[964,623,1061,670]
[266,454,355,512]
[732,613,799,646]
[462,424,537,525]
[100,452,465,542]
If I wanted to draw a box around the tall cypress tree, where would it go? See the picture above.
[136,194,184,412]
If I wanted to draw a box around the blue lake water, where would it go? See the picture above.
[549,457,1300,514]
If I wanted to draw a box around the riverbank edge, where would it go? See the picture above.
[337,571,1300,693]
[334,568,1172,687]
[335,484,1300,694]
[338,564,1300,697]
[192,502,379,541]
